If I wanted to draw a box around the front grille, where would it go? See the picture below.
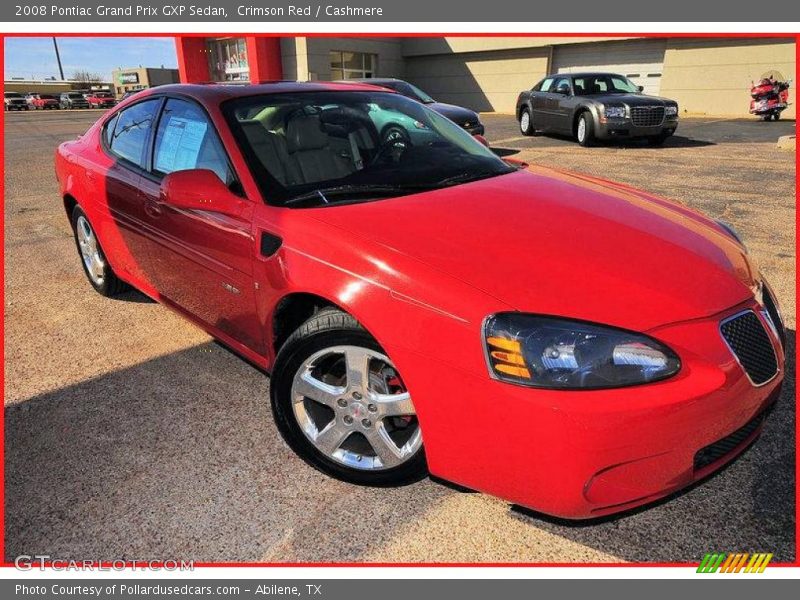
[720,311,778,385]
[694,412,764,471]
[630,106,665,127]
[762,285,786,349]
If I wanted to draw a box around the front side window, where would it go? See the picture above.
[107,99,161,168]
[153,98,233,185]
[330,51,377,80]
[537,78,554,92]
[224,90,514,207]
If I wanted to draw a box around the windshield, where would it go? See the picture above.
[378,81,435,104]
[68,93,84,98]
[95,92,112,97]
[39,94,56,100]
[572,74,640,95]
[224,91,513,207]
[5,92,22,98]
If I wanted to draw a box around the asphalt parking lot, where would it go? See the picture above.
[4,109,796,563]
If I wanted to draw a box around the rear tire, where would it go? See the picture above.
[576,112,594,147]
[519,108,534,136]
[773,112,781,121]
[271,307,427,487]
[70,205,128,297]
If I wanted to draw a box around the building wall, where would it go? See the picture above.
[280,37,308,81]
[660,37,796,118]
[3,81,100,94]
[404,47,550,113]
[302,37,405,80]
[401,36,636,56]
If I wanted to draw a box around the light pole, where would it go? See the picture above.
[52,37,64,80]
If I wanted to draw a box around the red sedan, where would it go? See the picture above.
[54,83,785,519]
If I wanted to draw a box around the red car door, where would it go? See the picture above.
[136,97,265,354]
[94,98,164,287]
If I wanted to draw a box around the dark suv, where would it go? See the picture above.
[516,72,679,146]
[60,92,90,109]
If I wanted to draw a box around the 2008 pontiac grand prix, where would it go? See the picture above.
[55,82,785,519]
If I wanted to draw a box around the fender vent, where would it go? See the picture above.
[720,311,778,386]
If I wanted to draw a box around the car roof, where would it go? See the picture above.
[131,81,399,104]
[547,72,626,79]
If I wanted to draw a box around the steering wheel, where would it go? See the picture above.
[370,125,411,165]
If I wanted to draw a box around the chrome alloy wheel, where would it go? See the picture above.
[577,117,587,143]
[291,345,422,471]
[520,110,530,133]
[76,215,105,286]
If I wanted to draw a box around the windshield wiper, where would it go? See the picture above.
[431,170,509,188]
[284,184,423,206]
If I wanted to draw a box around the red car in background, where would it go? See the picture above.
[32,93,60,109]
[54,83,785,519]
[87,91,116,108]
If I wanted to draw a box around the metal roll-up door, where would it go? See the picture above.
[552,39,667,96]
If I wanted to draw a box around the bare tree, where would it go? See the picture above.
[71,69,103,83]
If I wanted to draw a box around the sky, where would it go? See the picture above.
[4,37,178,81]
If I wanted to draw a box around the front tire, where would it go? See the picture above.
[70,205,128,297]
[271,308,427,486]
[519,108,534,136]
[576,112,594,147]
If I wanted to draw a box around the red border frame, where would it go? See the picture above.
[0,30,797,570]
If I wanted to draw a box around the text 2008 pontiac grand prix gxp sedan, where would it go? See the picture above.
[55,82,785,519]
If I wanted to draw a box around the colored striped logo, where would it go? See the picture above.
[697,553,773,573]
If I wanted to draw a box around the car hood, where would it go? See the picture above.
[308,168,757,332]
[426,101,481,125]
[588,93,677,106]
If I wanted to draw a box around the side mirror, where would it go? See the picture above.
[160,169,245,217]
[473,134,489,147]
[503,157,529,170]
[637,85,644,93]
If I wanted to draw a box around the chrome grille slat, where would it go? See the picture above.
[630,106,665,127]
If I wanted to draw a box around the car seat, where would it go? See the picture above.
[285,114,354,184]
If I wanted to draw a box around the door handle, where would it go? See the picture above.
[144,199,163,218]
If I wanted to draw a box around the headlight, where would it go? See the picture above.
[715,219,746,250]
[665,105,678,117]
[483,313,680,389]
[604,105,626,118]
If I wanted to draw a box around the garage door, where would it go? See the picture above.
[552,39,667,96]
[404,48,550,113]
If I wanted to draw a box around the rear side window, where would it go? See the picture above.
[108,99,160,168]
[153,98,234,186]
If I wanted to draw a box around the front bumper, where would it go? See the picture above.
[596,117,678,140]
[395,298,784,519]
[462,122,485,136]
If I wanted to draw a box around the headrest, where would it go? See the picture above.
[286,115,329,152]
